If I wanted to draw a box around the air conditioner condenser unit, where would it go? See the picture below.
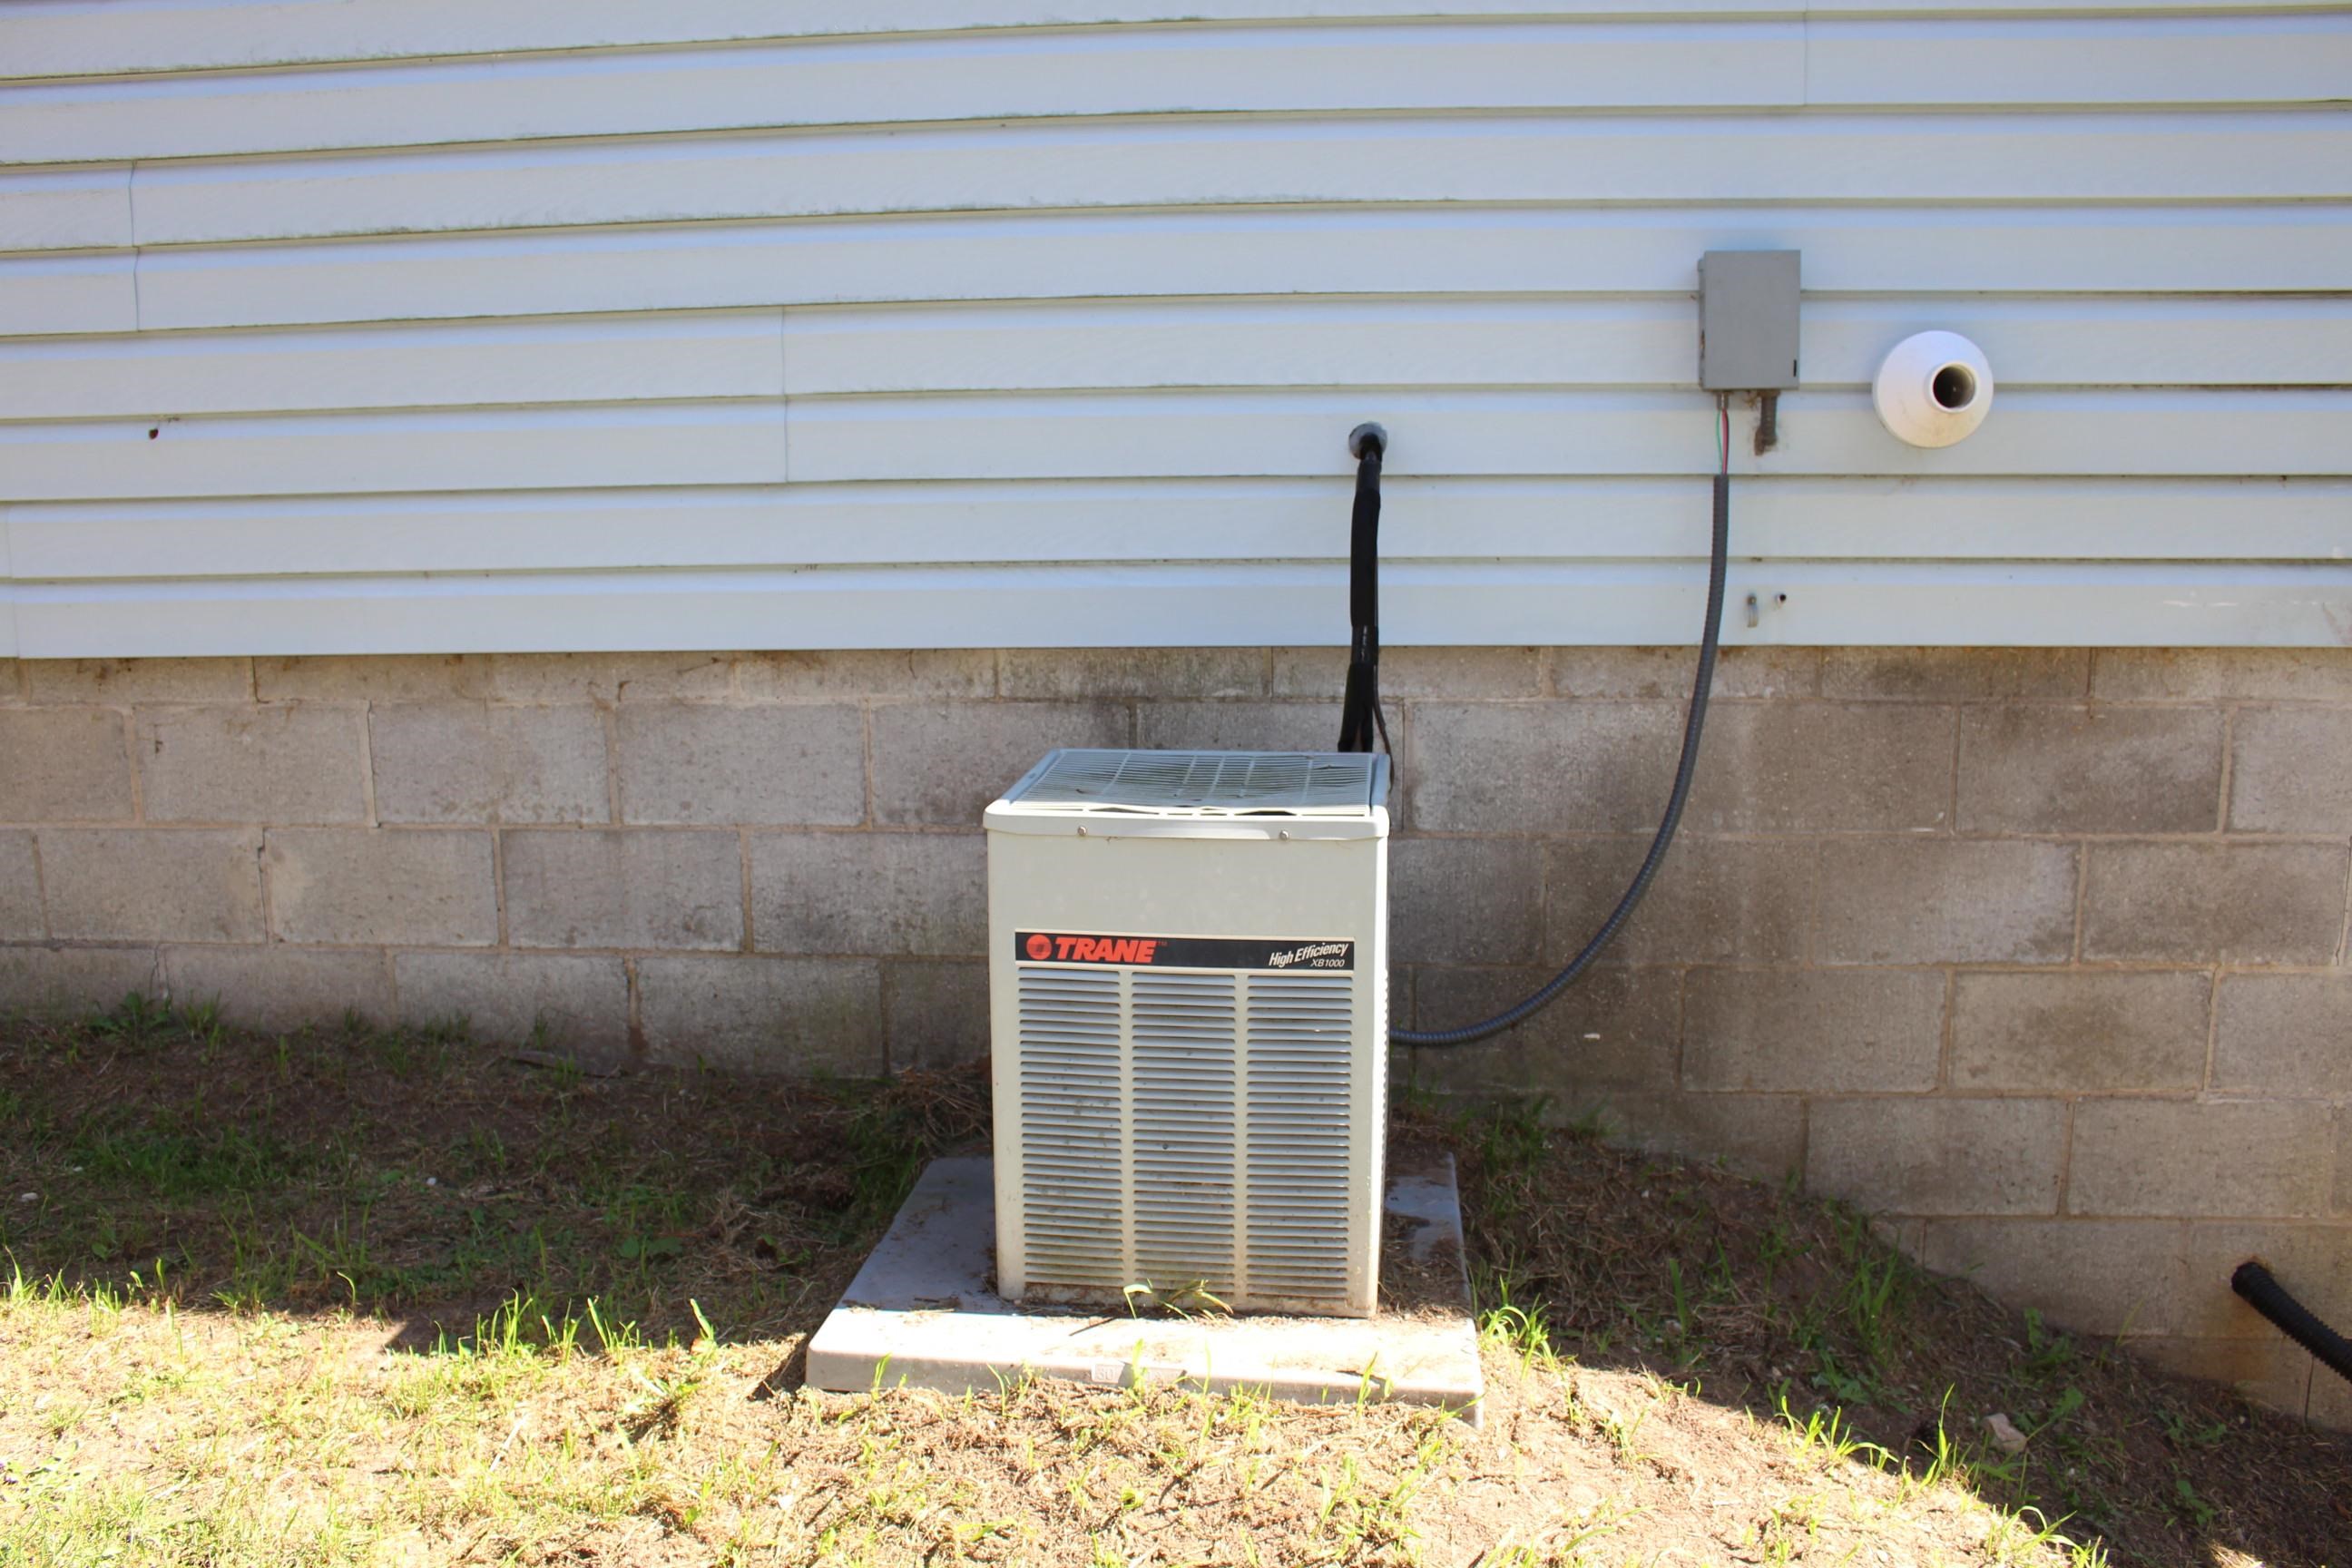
[986,748,1390,1318]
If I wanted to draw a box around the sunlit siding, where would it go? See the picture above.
[1,1,2347,654]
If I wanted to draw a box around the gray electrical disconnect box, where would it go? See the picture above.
[1698,250,1800,391]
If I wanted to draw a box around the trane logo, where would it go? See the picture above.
[1012,931,1354,972]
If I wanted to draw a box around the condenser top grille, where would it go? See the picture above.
[1003,749,1381,818]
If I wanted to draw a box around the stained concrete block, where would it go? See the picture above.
[2178,1221,2352,1340]
[1412,965,1677,1095]
[394,950,631,1055]
[743,650,996,701]
[872,702,1128,827]
[0,833,42,940]
[1808,1098,2065,1217]
[370,704,609,824]
[2211,975,2352,1096]
[2092,648,2352,702]
[2138,1336,2328,1427]
[636,953,881,1073]
[1818,648,2087,701]
[1951,971,2211,1094]
[1921,1218,2187,1337]
[616,703,866,826]
[137,705,368,824]
[1683,968,1944,1093]
[1408,702,1681,834]
[1684,702,1955,833]
[24,658,250,703]
[1816,839,2078,965]
[0,709,132,821]
[485,652,733,704]
[503,828,742,951]
[750,831,983,957]
[1135,701,1347,755]
[163,945,391,1032]
[884,959,989,1069]
[1550,646,1819,701]
[39,828,263,943]
[1545,836,1813,965]
[1009,648,1262,700]
[1389,837,1541,965]
[1958,705,2223,834]
[0,944,159,1017]
[2082,842,2348,965]
[1578,1091,1806,1181]
[1275,646,1539,700]
[265,828,497,946]
[2228,707,2352,833]
[255,654,494,703]
[2069,1100,2334,1219]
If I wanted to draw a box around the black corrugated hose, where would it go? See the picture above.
[1345,402,1734,1049]
[2232,1260,2352,1387]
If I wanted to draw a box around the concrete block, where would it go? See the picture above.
[743,650,995,701]
[1408,702,1680,833]
[871,702,1127,827]
[1920,1218,2186,1337]
[255,654,494,703]
[2069,1100,2334,1218]
[616,703,865,826]
[1133,701,1344,755]
[0,945,159,1017]
[2081,842,2347,965]
[636,953,882,1073]
[503,828,742,951]
[2137,1336,2325,1426]
[2092,648,2352,703]
[1808,1098,2064,1216]
[0,833,42,940]
[1545,837,1812,965]
[1274,646,1538,700]
[2178,1221,2352,1340]
[1818,648,2088,701]
[1582,1091,1806,1181]
[2340,1110,2351,1216]
[265,828,497,946]
[2211,975,2352,1096]
[1816,839,2078,965]
[1010,648,1262,700]
[884,959,990,1068]
[137,705,368,824]
[39,828,263,943]
[2229,708,2352,833]
[1952,971,2211,1094]
[1550,646,1819,701]
[750,831,983,957]
[393,950,631,1056]
[163,946,391,1032]
[1958,706,2223,834]
[1684,969,1944,1093]
[1390,837,1541,965]
[0,709,133,821]
[1411,965,1677,1095]
[370,704,609,824]
[24,658,250,703]
[1685,702,1955,833]
[485,652,733,704]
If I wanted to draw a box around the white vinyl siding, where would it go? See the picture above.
[1,4,2347,655]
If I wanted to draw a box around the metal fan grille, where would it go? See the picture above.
[1011,749,1377,817]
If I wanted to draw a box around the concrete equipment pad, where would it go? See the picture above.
[804,1148,1484,1423]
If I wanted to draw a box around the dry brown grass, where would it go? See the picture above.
[0,998,2345,1566]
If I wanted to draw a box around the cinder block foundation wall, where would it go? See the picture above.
[0,645,2345,1426]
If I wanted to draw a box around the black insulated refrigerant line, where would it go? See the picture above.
[1340,401,1736,1050]
[2232,1260,2352,1388]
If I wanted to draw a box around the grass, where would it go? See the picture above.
[0,995,2346,1565]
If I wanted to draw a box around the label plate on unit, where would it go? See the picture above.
[1013,931,1354,971]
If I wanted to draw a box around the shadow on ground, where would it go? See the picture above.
[0,997,2345,1566]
